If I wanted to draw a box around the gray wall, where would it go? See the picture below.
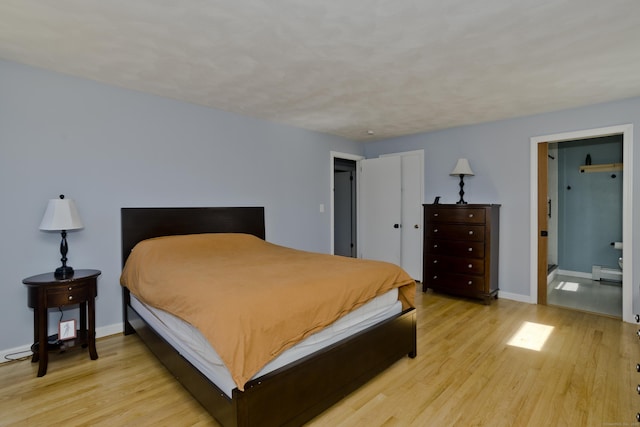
[363,97,640,305]
[557,136,623,273]
[0,59,363,353]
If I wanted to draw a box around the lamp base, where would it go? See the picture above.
[54,266,74,279]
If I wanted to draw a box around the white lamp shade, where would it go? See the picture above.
[450,158,474,176]
[39,198,84,231]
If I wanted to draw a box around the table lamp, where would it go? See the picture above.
[39,194,84,278]
[450,158,474,204]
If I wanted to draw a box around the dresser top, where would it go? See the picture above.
[423,203,501,208]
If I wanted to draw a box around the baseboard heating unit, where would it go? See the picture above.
[592,265,622,282]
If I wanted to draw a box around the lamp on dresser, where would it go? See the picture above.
[450,158,474,204]
[39,194,84,279]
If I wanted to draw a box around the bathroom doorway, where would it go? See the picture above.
[546,135,623,317]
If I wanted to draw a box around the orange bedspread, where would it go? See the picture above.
[120,233,415,391]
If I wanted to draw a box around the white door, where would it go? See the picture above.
[358,156,402,265]
[399,153,423,280]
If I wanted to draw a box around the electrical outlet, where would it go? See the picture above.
[58,319,77,340]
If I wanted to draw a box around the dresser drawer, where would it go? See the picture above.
[426,224,485,241]
[426,272,485,294]
[425,207,486,224]
[425,239,485,258]
[425,255,485,275]
[45,284,93,307]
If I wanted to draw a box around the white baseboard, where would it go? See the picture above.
[1,322,123,364]
[498,291,534,304]
[557,269,593,280]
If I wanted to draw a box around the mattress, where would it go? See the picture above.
[130,288,402,398]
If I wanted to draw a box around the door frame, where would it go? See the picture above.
[330,151,364,255]
[529,124,634,322]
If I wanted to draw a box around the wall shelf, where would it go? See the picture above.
[579,163,623,173]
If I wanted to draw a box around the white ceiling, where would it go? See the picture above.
[1,1,640,141]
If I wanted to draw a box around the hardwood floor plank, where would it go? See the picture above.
[1,289,638,426]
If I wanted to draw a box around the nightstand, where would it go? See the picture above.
[23,269,101,376]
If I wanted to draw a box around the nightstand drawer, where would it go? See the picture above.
[45,285,93,306]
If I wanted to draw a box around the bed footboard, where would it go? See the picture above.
[123,290,416,427]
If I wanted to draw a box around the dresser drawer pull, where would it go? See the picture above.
[68,295,73,301]
[433,213,439,217]
[468,281,473,285]
[68,287,73,291]
[433,275,438,280]
[637,384,640,394]
[468,213,474,218]
[468,230,474,235]
[433,260,438,264]
[636,363,640,372]
[637,329,640,339]
[468,264,473,268]
[434,228,439,233]
[433,244,438,248]
[468,247,473,252]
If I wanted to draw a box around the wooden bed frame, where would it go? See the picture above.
[121,207,416,427]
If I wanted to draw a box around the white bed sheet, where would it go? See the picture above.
[130,288,402,397]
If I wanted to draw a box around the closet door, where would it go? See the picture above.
[358,156,402,265]
[399,153,423,281]
[358,153,424,281]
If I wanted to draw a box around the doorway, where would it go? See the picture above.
[330,152,364,257]
[334,158,357,257]
[530,124,634,323]
[546,136,623,317]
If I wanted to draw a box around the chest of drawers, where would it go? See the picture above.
[423,204,500,304]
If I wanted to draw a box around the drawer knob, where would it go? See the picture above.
[433,260,438,264]
[636,363,640,372]
[468,214,474,218]
[468,247,473,252]
[433,275,438,280]
[433,229,438,233]
[68,295,73,301]
[637,384,640,394]
[68,287,72,291]
[468,230,474,235]
[433,244,438,248]
[433,213,439,217]
[468,281,472,285]
[468,264,473,268]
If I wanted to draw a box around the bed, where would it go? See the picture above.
[121,207,417,427]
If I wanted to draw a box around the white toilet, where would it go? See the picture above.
[613,241,623,270]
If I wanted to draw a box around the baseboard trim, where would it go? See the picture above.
[498,291,534,304]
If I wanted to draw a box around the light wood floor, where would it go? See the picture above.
[2,290,639,426]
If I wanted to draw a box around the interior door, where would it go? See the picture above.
[538,142,549,305]
[399,154,423,281]
[358,156,402,265]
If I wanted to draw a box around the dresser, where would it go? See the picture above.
[423,204,500,304]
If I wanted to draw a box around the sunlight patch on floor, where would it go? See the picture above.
[507,321,554,351]
[554,281,580,292]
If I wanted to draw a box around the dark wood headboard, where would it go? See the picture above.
[121,207,265,267]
